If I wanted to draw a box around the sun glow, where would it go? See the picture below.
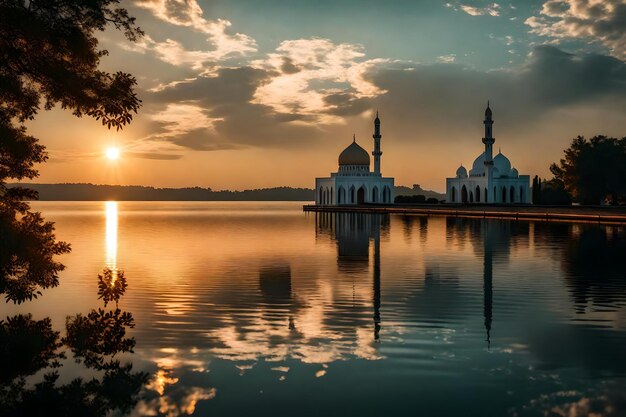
[105,201,118,274]
[106,147,120,160]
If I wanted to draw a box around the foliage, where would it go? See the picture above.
[394,194,440,204]
[64,307,136,370]
[539,178,572,206]
[0,268,149,416]
[0,0,142,300]
[0,314,64,383]
[0,205,70,303]
[550,136,626,205]
[532,175,572,206]
[97,268,127,307]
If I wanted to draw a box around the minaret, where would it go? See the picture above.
[482,102,495,203]
[372,111,382,175]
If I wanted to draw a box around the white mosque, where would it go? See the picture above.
[316,113,394,205]
[446,103,530,204]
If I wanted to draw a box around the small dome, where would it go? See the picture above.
[469,152,485,176]
[339,140,370,166]
[510,167,519,178]
[494,151,511,176]
[456,165,468,178]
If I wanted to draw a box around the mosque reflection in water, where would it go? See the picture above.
[316,212,388,341]
[317,212,512,348]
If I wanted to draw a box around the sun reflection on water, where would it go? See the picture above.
[105,201,118,276]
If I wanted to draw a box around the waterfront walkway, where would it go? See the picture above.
[303,204,626,224]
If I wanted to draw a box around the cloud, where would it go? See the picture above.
[143,67,321,150]
[134,41,626,157]
[131,0,256,67]
[369,45,626,141]
[137,102,237,152]
[438,54,457,63]
[456,2,501,16]
[251,38,388,123]
[122,35,220,71]
[525,0,626,60]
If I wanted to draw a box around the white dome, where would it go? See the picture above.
[510,167,519,178]
[469,152,485,176]
[494,151,511,177]
[456,165,468,178]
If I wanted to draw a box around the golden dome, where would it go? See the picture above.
[338,140,370,166]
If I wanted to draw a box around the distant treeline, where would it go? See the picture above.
[11,183,315,201]
[9,183,446,202]
[394,195,441,204]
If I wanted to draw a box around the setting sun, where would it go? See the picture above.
[106,147,120,160]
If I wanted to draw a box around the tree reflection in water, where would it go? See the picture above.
[0,267,148,417]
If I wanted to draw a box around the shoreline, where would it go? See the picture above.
[302,204,626,225]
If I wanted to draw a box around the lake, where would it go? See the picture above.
[5,201,626,417]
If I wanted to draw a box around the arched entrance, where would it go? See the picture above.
[357,186,366,205]
[461,185,468,203]
[350,186,355,204]
[372,187,379,203]
[469,191,474,203]
[475,186,481,203]
[338,186,345,204]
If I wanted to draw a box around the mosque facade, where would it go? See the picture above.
[446,104,530,204]
[316,113,394,205]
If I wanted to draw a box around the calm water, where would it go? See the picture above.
[6,201,626,417]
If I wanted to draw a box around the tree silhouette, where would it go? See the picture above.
[0,268,149,417]
[0,0,142,301]
[550,136,626,205]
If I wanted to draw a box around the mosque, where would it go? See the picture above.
[446,103,530,204]
[315,113,394,205]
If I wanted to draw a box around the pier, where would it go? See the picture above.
[303,204,626,225]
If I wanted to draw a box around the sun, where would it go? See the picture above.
[106,147,120,160]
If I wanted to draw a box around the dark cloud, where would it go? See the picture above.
[323,92,373,116]
[139,46,626,152]
[368,46,626,141]
[280,57,301,74]
[145,67,321,150]
[125,151,184,160]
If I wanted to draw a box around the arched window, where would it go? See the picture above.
[338,186,345,204]
[475,186,481,203]
[372,186,379,203]
[469,191,474,203]
[461,185,468,203]
[484,188,488,203]
[350,186,355,204]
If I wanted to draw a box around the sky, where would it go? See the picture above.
[27,0,626,192]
